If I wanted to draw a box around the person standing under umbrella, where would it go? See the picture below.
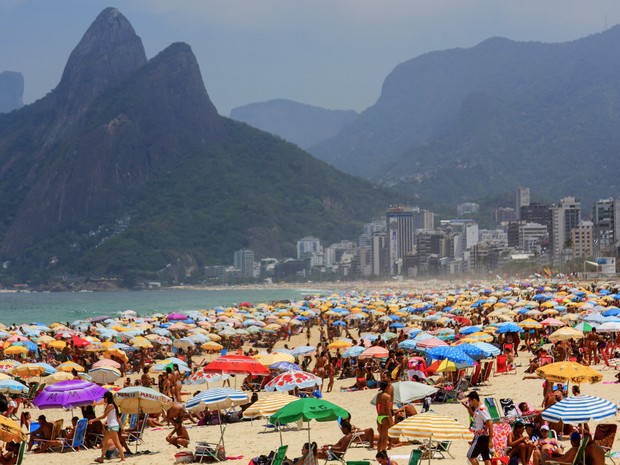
[463,391,493,465]
[89,391,125,463]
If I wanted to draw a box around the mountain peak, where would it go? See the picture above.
[55,7,147,104]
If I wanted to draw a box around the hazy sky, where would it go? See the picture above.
[2,0,620,116]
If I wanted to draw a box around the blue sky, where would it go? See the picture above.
[2,0,620,115]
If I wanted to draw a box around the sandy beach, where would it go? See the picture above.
[22,327,620,465]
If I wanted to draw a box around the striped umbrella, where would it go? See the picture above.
[264,370,322,392]
[541,395,618,424]
[388,411,474,441]
[88,366,122,384]
[242,394,297,419]
[0,379,28,394]
[185,370,228,385]
[185,388,249,412]
[359,346,389,359]
[472,342,501,357]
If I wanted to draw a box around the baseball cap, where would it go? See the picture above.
[570,432,581,442]
[515,420,525,428]
[540,424,549,431]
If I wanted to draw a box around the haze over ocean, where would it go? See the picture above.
[0,288,315,325]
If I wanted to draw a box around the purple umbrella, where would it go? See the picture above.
[33,379,107,409]
[167,313,188,320]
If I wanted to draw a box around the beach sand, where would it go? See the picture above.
[24,329,620,465]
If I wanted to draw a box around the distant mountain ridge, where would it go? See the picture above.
[230,99,357,149]
[0,71,23,113]
[309,27,620,205]
[0,8,400,282]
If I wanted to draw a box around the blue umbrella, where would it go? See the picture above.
[456,343,487,360]
[496,323,523,334]
[460,325,482,335]
[0,379,28,394]
[110,343,137,352]
[342,346,365,358]
[426,346,474,365]
[472,342,501,357]
[270,361,301,371]
[291,346,316,356]
[541,395,618,424]
[33,362,58,375]
[390,322,405,329]
[398,339,418,350]
[603,308,620,317]
[185,388,248,412]
[333,320,347,326]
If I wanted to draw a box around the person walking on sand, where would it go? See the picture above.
[463,391,493,465]
[376,381,393,452]
[89,391,125,463]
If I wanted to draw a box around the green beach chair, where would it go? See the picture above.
[484,397,503,422]
[408,449,422,465]
[271,445,289,465]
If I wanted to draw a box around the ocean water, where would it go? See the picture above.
[0,288,320,325]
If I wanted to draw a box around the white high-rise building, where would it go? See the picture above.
[551,197,581,263]
[516,187,530,220]
[296,237,322,259]
[386,207,416,275]
[233,249,255,278]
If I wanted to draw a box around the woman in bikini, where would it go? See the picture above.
[376,381,393,452]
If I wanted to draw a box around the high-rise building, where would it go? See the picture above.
[296,237,322,259]
[550,197,581,263]
[516,187,530,220]
[412,208,435,231]
[371,231,389,277]
[592,198,620,255]
[520,202,552,229]
[518,223,548,253]
[571,221,593,259]
[386,206,416,274]
[233,249,255,278]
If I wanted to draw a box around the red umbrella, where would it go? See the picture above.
[71,336,90,348]
[203,355,270,375]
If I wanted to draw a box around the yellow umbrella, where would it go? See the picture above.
[3,346,27,355]
[436,359,459,373]
[0,415,25,443]
[327,339,353,349]
[102,341,115,349]
[36,335,55,345]
[535,361,603,385]
[255,353,295,366]
[104,348,128,363]
[56,361,85,372]
[201,341,223,352]
[519,319,542,329]
[462,331,494,342]
[9,363,45,378]
[49,340,67,350]
[548,327,583,342]
[0,374,12,380]
[41,371,74,384]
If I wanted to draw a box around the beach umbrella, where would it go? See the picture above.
[201,341,223,352]
[0,415,25,443]
[462,332,494,343]
[436,358,472,372]
[270,397,350,443]
[540,318,566,327]
[88,367,122,384]
[359,346,389,359]
[115,386,172,414]
[385,381,438,405]
[456,343,488,361]
[496,323,523,333]
[598,322,620,332]
[255,352,295,366]
[104,348,129,363]
[389,411,473,464]
[203,355,270,376]
[471,342,501,357]
[33,379,107,409]
[185,371,228,385]
[185,388,249,412]
[291,346,317,356]
[573,322,595,333]
[242,394,297,420]
[426,346,474,365]
[0,379,28,395]
[459,325,482,335]
[518,319,542,329]
[269,361,301,372]
[265,371,322,392]
[326,339,353,350]
[41,371,79,385]
[548,327,584,342]
[3,346,27,355]
[342,346,365,358]
[9,363,46,378]
[535,361,603,385]
[56,361,85,372]
[541,395,618,424]
[93,359,121,369]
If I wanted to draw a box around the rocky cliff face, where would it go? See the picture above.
[0,71,23,113]
[0,9,225,256]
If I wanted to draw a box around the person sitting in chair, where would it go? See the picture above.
[27,415,52,452]
[317,420,353,459]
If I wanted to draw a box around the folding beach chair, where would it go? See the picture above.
[601,351,620,370]
[547,436,588,465]
[271,445,288,465]
[15,441,26,465]
[37,419,64,451]
[324,434,354,465]
[407,449,422,465]
[479,361,493,385]
[593,423,617,465]
[492,422,512,459]
[54,418,88,452]
[494,355,515,375]
[125,414,147,452]
[424,440,454,459]
[484,398,503,422]
[194,441,226,463]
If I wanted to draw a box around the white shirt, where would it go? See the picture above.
[472,405,491,434]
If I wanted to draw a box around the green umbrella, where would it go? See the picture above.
[269,397,350,443]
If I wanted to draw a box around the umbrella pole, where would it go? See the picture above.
[307,420,311,444]
[218,411,226,451]
[279,423,283,446]
[427,434,433,465]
